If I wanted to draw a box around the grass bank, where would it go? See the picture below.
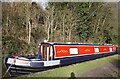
[16,54,118,78]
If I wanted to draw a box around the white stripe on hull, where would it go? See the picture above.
[7,57,60,67]
[7,58,30,66]
[43,60,60,67]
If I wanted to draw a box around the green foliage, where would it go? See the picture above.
[31,26,47,43]
[2,36,28,55]
[2,2,118,56]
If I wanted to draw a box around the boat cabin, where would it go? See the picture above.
[37,42,116,61]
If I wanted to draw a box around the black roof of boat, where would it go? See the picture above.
[40,42,113,46]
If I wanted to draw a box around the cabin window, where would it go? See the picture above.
[50,46,53,60]
[43,46,45,60]
[47,47,49,61]
[41,46,43,55]
[110,47,112,52]
[70,48,78,55]
[95,47,99,53]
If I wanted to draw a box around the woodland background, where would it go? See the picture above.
[2,2,118,56]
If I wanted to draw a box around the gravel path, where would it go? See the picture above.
[81,57,119,77]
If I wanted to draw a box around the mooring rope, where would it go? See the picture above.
[3,57,17,78]
[3,62,13,77]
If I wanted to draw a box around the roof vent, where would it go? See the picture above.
[67,42,71,44]
[44,40,48,42]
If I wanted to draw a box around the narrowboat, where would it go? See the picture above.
[4,42,117,76]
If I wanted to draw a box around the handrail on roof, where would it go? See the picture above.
[39,41,113,46]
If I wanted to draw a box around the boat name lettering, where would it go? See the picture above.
[17,61,29,64]
[84,49,90,52]
[58,50,68,53]
[104,48,107,50]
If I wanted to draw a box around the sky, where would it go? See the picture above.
[32,0,48,9]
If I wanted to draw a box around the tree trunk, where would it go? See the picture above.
[68,29,71,41]
[50,6,54,42]
[95,18,101,33]
[62,14,65,42]
[47,23,50,41]
[100,17,107,43]
[27,3,31,44]
[47,16,50,41]
[28,19,31,44]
